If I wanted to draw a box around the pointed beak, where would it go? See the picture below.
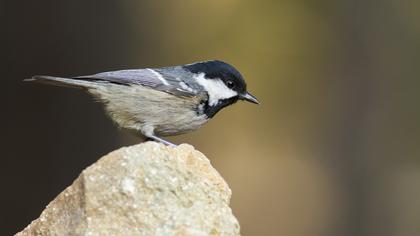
[240,92,260,104]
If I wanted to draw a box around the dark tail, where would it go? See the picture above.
[24,76,98,89]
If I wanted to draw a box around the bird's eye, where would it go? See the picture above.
[227,81,235,89]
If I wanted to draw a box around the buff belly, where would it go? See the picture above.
[88,84,208,136]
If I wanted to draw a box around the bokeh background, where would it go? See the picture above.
[2,0,420,235]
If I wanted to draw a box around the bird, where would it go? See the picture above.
[25,60,259,146]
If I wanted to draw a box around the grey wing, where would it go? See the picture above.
[74,68,197,97]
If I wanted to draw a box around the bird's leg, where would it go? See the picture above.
[147,134,177,147]
[142,125,177,147]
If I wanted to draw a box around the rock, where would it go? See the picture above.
[16,142,240,236]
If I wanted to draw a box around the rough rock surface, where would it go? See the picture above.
[16,142,240,236]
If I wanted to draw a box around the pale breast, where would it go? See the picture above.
[88,83,208,136]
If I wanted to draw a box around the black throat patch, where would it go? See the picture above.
[201,96,239,118]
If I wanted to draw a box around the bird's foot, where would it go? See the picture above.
[146,135,177,147]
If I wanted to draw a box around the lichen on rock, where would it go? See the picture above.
[16,142,240,236]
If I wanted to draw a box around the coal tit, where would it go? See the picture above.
[25,60,259,146]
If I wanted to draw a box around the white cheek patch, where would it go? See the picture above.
[195,73,238,106]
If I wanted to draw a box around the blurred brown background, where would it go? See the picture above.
[2,0,420,235]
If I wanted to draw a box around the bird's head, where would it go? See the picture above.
[183,60,259,117]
